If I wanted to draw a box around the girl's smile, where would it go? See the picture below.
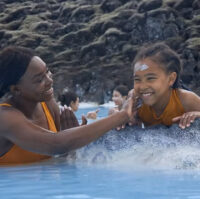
[134,58,176,115]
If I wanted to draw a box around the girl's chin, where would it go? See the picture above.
[142,100,154,106]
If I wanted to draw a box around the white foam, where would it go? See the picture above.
[99,101,115,108]
[79,102,99,109]
[79,101,115,109]
[74,121,200,171]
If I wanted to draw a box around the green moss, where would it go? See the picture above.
[21,15,43,31]
[105,28,123,36]
[186,37,200,50]
[192,15,200,25]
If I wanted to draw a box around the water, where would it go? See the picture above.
[1,103,200,199]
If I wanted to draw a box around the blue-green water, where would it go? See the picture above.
[1,104,200,199]
[1,162,200,199]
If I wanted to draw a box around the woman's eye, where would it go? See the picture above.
[35,75,45,83]
[37,77,44,83]
[47,69,53,78]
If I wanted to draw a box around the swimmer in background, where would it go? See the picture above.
[108,85,129,116]
[58,89,99,128]
[132,42,200,129]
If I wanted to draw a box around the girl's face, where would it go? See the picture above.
[112,90,124,107]
[133,58,176,109]
[70,97,79,112]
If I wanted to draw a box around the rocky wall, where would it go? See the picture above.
[0,0,200,103]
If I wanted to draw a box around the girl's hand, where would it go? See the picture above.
[172,111,200,129]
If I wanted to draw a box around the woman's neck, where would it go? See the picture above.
[8,96,40,119]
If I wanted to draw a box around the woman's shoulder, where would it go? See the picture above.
[176,88,200,111]
[0,104,27,133]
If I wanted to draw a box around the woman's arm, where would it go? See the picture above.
[0,98,132,156]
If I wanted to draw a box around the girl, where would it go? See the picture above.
[133,43,200,129]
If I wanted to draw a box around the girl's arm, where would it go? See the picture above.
[172,89,200,129]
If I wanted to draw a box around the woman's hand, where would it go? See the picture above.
[116,93,140,130]
[172,111,200,129]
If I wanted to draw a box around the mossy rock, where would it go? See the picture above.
[186,37,200,50]
[70,6,95,23]
[174,0,195,10]
[138,0,163,13]
[100,0,122,13]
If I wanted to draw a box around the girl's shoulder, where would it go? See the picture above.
[176,89,200,112]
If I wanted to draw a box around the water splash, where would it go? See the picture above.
[74,119,200,170]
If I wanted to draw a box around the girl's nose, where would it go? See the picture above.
[138,81,148,91]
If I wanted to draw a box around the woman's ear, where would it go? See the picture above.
[10,85,21,96]
[169,72,177,87]
[70,101,74,107]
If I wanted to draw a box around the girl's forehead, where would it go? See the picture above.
[134,62,149,72]
[134,59,164,74]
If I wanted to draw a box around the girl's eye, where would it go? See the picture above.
[147,77,156,80]
[134,78,141,82]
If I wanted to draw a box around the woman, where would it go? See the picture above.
[58,89,99,127]
[108,85,129,115]
[0,46,134,165]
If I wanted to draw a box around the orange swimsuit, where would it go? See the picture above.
[0,102,57,165]
[138,89,185,126]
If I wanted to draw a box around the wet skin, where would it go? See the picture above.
[0,56,134,157]
[133,58,176,117]
[133,58,200,128]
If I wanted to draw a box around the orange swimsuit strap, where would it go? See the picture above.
[138,89,185,126]
[0,102,57,165]
[0,103,12,107]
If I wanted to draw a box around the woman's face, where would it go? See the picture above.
[17,56,54,102]
[70,97,79,112]
[112,90,124,107]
